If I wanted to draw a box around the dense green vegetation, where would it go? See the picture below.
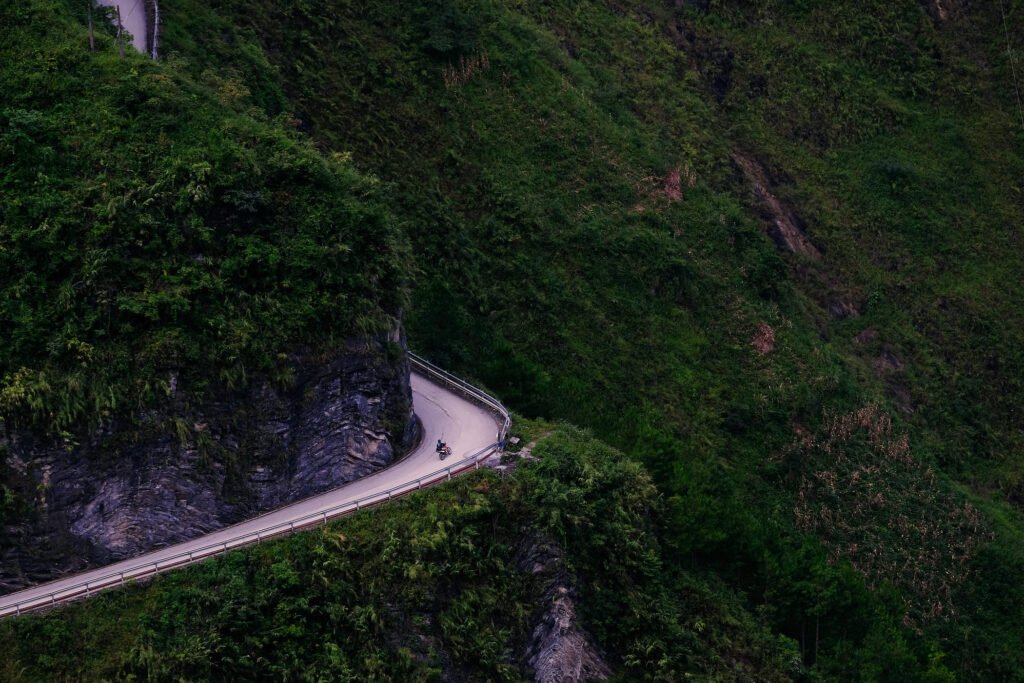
[0,0,407,435]
[0,425,796,681]
[3,0,1024,679]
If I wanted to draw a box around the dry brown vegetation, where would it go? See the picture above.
[786,405,993,627]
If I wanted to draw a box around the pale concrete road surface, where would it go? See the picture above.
[0,372,501,617]
[97,0,148,53]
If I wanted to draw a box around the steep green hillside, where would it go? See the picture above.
[152,0,1024,676]
[0,425,795,682]
[0,0,407,437]
[3,0,1024,680]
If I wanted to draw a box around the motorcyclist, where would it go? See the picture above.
[436,438,444,453]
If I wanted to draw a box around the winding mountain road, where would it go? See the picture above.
[97,0,148,53]
[0,361,508,618]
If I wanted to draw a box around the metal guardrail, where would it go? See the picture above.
[0,352,511,619]
[408,352,511,444]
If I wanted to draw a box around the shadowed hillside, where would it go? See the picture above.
[2,0,1023,679]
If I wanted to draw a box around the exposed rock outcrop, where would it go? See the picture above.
[829,299,860,320]
[921,0,966,23]
[732,153,822,259]
[0,332,416,594]
[519,538,612,683]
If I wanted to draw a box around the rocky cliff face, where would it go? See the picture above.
[519,537,613,683]
[0,333,416,594]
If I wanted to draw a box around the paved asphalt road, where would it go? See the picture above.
[97,0,148,53]
[0,371,501,617]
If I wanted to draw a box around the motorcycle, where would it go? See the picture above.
[437,444,452,460]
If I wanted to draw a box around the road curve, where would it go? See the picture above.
[0,369,504,618]
[97,0,149,53]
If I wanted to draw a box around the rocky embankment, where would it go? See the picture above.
[519,537,612,683]
[0,334,416,594]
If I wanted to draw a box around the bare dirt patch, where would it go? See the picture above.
[732,153,822,259]
[751,322,776,354]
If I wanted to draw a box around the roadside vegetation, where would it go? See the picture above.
[2,0,1024,679]
[0,425,796,681]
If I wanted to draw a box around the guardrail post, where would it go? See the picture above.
[417,479,422,490]
[120,572,125,586]
[447,469,451,481]
[322,512,327,524]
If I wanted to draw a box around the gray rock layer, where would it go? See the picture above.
[519,539,613,683]
[0,334,416,594]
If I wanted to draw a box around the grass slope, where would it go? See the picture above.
[3,0,1024,679]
